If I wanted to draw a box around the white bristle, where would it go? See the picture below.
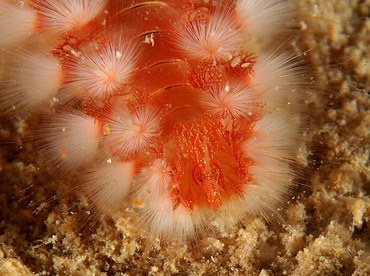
[136,190,175,238]
[66,37,139,99]
[201,81,261,120]
[241,113,298,166]
[238,112,299,219]
[0,1,37,48]
[236,0,296,41]
[103,101,161,157]
[134,159,172,203]
[239,164,293,218]
[172,204,198,240]
[218,172,291,230]
[0,42,63,114]
[41,110,102,175]
[32,0,107,37]
[84,160,136,213]
[249,51,304,106]
[174,7,244,62]
[133,160,204,240]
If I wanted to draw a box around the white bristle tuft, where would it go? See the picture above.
[66,37,139,99]
[0,1,37,48]
[84,160,136,213]
[236,0,296,41]
[136,190,175,238]
[32,0,108,37]
[239,164,293,218]
[174,7,244,62]
[134,159,172,203]
[242,113,298,167]
[201,81,261,120]
[41,110,102,175]
[133,160,202,240]
[239,112,298,219]
[0,42,63,114]
[250,51,304,106]
[172,204,198,241]
[103,101,161,157]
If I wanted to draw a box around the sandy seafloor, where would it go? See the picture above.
[0,0,369,275]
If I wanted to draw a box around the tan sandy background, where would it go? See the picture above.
[0,0,369,275]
